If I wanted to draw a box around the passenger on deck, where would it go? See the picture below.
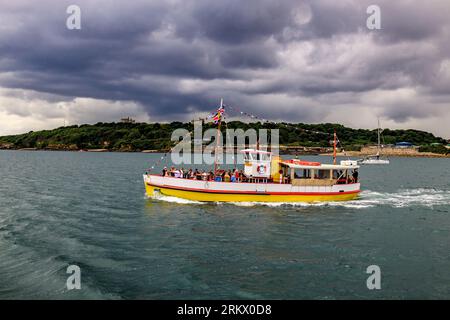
[352,169,359,183]
[234,169,239,182]
[239,170,245,182]
[162,167,168,177]
[278,169,284,183]
[224,171,230,182]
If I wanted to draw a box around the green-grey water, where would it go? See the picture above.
[0,150,449,299]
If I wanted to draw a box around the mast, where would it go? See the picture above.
[213,99,223,174]
[377,117,381,155]
[333,129,337,165]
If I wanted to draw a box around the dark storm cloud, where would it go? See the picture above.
[189,0,295,44]
[0,0,449,130]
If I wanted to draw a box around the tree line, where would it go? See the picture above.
[0,121,447,153]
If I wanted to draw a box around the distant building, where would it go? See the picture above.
[395,141,414,148]
[121,117,136,124]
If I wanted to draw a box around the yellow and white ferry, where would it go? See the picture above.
[144,149,360,203]
[144,100,361,203]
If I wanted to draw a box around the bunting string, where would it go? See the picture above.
[224,104,348,155]
[147,102,351,173]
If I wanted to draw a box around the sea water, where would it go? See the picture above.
[0,150,449,299]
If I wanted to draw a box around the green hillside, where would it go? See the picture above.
[0,121,447,153]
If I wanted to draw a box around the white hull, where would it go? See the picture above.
[144,175,361,202]
[360,159,390,165]
[145,175,360,194]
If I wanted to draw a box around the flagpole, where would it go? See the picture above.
[333,129,337,165]
[213,99,223,175]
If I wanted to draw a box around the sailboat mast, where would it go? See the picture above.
[377,118,381,154]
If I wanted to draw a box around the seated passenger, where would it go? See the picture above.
[234,169,239,182]
[352,169,359,183]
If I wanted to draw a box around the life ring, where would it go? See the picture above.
[258,164,267,174]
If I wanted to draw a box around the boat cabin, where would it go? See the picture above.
[279,160,359,185]
[241,149,272,178]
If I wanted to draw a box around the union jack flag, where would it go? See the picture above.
[212,106,225,124]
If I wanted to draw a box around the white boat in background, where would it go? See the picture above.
[359,119,390,165]
[360,154,390,165]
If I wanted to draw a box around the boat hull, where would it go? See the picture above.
[360,159,390,165]
[144,175,360,203]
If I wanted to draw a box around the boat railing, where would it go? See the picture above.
[292,179,337,186]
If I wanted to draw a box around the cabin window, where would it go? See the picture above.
[304,169,311,178]
[291,169,310,179]
[244,152,252,161]
[317,170,330,179]
[333,170,344,179]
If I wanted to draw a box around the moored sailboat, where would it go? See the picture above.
[359,118,390,165]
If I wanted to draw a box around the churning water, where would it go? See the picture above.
[0,151,449,299]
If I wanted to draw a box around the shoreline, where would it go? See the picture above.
[320,151,450,158]
[1,148,448,158]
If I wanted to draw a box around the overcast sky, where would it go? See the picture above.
[1,0,449,137]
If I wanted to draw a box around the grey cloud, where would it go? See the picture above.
[0,0,449,134]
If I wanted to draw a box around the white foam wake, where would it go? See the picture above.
[149,193,205,205]
[354,188,450,208]
[147,188,450,209]
[227,188,450,209]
